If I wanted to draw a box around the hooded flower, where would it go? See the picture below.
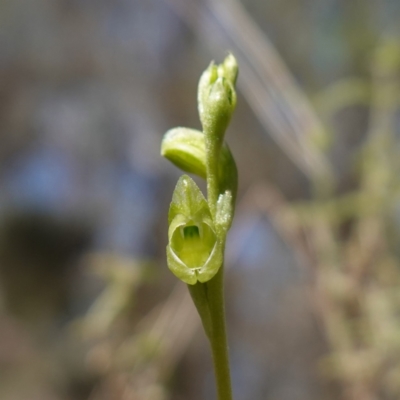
[161,127,238,208]
[167,175,223,285]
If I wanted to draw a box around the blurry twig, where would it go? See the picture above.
[77,253,146,338]
[128,283,199,381]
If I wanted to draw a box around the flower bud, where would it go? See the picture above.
[197,55,238,141]
[161,127,238,204]
[167,175,223,285]
[199,77,236,141]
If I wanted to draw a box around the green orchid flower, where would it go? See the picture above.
[167,175,223,285]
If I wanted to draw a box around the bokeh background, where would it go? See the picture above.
[1,0,400,399]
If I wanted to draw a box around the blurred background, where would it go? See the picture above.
[1,0,400,399]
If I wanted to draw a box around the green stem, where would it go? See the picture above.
[207,266,233,400]
[188,265,233,400]
[205,135,222,219]
[200,124,232,399]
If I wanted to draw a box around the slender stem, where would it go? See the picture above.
[207,265,233,400]
[205,134,222,219]
[203,124,233,399]
[188,265,233,400]
[207,163,218,218]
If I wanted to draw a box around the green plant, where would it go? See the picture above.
[160,54,238,400]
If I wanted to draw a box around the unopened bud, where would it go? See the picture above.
[197,55,238,142]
